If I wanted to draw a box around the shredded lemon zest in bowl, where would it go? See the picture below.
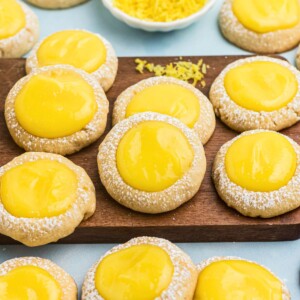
[114,0,207,22]
[135,58,209,87]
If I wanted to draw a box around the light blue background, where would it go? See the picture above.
[1,0,300,298]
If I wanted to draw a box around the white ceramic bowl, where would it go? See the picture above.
[102,0,217,32]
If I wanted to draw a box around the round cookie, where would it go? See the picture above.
[0,152,96,246]
[194,257,290,300]
[5,64,109,156]
[0,257,77,300]
[113,77,215,144]
[98,112,206,214]
[219,0,300,53]
[26,0,88,9]
[0,0,39,58]
[82,236,197,300]
[210,56,300,132]
[212,130,300,218]
[0,257,77,299]
[26,29,118,91]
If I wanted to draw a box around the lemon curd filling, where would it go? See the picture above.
[225,132,297,192]
[14,69,97,139]
[0,265,62,300]
[126,84,200,128]
[0,159,78,218]
[37,30,107,73]
[95,244,174,300]
[193,260,283,300]
[0,0,26,40]
[116,121,194,192]
[224,61,298,112]
[232,0,300,33]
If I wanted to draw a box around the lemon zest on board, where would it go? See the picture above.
[135,58,209,87]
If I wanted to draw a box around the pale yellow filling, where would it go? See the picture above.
[95,244,174,300]
[232,0,300,33]
[225,132,297,192]
[15,69,97,139]
[116,121,194,192]
[0,0,26,39]
[126,84,200,128]
[224,61,298,112]
[0,265,62,300]
[37,30,107,73]
[193,260,283,300]
[0,159,78,218]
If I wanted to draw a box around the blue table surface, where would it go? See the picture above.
[1,0,300,298]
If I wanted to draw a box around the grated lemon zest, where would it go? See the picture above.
[135,58,209,87]
[114,0,207,22]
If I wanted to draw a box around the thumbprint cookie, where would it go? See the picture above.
[0,0,39,58]
[26,29,118,91]
[5,65,109,155]
[0,152,96,246]
[26,0,88,9]
[82,237,197,300]
[98,112,206,214]
[210,56,300,132]
[219,0,300,53]
[194,257,290,300]
[113,77,215,144]
[0,257,77,299]
[212,130,300,218]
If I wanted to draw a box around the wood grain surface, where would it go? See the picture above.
[0,56,299,244]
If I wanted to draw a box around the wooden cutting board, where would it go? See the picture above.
[0,56,299,244]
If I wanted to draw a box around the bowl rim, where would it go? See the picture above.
[102,0,217,28]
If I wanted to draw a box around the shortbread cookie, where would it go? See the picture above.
[0,257,77,299]
[98,112,206,214]
[26,0,88,9]
[210,56,300,132]
[26,29,118,91]
[212,130,300,218]
[82,236,197,300]
[5,65,109,156]
[0,0,39,58]
[113,77,215,144]
[219,0,300,53]
[194,257,290,299]
[0,152,95,246]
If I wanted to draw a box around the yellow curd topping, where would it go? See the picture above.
[0,0,26,39]
[117,121,194,192]
[114,0,207,22]
[37,30,107,73]
[193,260,283,300]
[95,244,174,300]
[126,84,200,128]
[225,132,297,192]
[0,159,78,218]
[15,69,97,139]
[232,0,300,33]
[0,265,62,300]
[224,61,298,112]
